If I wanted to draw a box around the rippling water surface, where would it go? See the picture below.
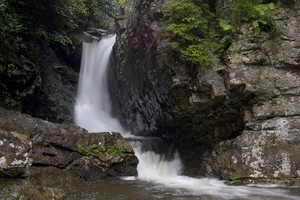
[63,178,300,200]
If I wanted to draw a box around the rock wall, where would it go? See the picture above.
[0,41,79,124]
[111,0,300,184]
[22,49,78,123]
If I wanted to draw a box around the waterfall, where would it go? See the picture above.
[74,34,125,133]
[74,34,182,179]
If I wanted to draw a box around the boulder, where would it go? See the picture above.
[0,107,138,186]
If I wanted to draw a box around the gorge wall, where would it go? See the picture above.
[111,0,300,184]
[0,46,79,124]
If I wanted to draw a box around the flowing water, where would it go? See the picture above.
[73,35,300,200]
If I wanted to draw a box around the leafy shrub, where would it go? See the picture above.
[164,0,218,68]
[219,0,278,35]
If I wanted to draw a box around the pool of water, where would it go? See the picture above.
[62,177,300,200]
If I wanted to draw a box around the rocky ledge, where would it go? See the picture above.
[0,107,138,199]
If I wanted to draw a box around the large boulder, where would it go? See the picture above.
[0,107,138,185]
[111,0,300,184]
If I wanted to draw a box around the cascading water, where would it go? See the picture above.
[74,34,125,133]
[73,35,299,200]
[74,34,183,180]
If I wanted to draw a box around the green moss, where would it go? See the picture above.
[107,145,124,157]
[77,144,124,157]
[77,144,105,156]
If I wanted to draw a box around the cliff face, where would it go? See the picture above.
[111,0,300,184]
[0,46,78,124]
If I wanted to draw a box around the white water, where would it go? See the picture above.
[74,35,299,200]
[133,140,183,179]
[74,34,125,133]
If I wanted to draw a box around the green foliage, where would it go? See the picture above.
[118,0,126,5]
[0,0,24,75]
[164,0,218,68]
[0,0,118,78]
[77,144,105,156]
[220,0,277,35]
[0,0,24,52]
[50,32,74,48]
[164,0,279,68]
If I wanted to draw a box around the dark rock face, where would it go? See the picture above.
[0,107,138,185]
[22,49,78,123]
[111,0,176,135]
[111,0,300,184]
[0,47,78,124]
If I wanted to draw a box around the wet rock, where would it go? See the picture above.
[0,107,138,186]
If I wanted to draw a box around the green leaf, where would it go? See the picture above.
[252,21,259,28]
[219,19,233,32]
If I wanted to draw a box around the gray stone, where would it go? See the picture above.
[0,131,32,177]
[0,108,138,185]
